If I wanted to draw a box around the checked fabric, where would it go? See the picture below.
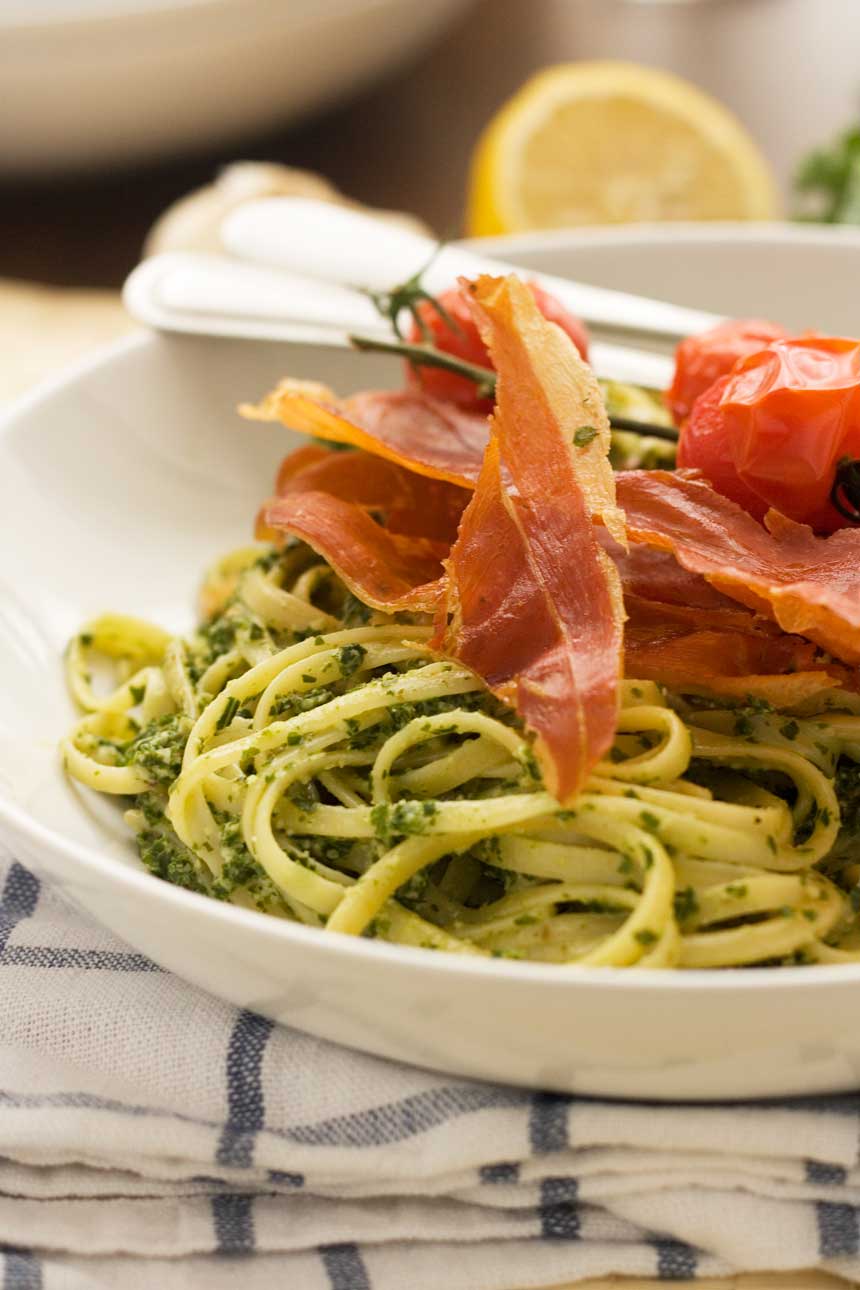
[0,853,859,1288]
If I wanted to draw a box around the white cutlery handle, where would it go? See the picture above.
[222,198,723,345]
[123,251,673,388]
[124,253,391,338]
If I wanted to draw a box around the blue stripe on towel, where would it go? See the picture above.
[2,1249,42,1290]
[816,1201,860,1257]
[289,1085,521,1148]
[268,1169,305,1187]
[320,1242,371,1290]
[480,1161,521,1185]
[651,1236,698,1280]
[0,865,39,955]
[529,1091,570,1154]
[539,1176,580,1240]
[215,1010,275,1169]
[806,1159,848,1186]
[212,1194,255,1255]
[0,945,159,971]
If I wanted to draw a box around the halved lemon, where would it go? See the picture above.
[467,61,778,235]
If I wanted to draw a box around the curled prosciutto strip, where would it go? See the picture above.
[244,381,488,488]
[263,490,444,613]
[268,442,468,543]
[434,275,626,803]
[617,469,860,666]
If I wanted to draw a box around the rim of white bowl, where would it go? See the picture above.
[465,220,860,257]
[4,226,860,994]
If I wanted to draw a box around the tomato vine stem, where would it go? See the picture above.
[349,332,679,442]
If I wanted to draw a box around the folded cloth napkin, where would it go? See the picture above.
[1,851,860,1290]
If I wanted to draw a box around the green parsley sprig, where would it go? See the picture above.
[795,124,860,224]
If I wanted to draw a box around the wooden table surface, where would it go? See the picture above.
[0,1,856,1283]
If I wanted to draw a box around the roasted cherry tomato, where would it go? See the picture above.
[678,336,860,532]
[667,318,789,425]
[406,282,589,411]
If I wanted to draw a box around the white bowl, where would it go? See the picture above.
[0,0,472,174]
[4,224,860,1102]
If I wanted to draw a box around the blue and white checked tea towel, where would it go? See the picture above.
[1,850,859,1290]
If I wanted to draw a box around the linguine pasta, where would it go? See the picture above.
[62,542,860,969]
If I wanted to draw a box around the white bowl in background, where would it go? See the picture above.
[552,0,860,202]
[0,0,472,174]
[3,225,860,1102]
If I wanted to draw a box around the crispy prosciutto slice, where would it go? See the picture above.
[613,541,848,702]
[435,276,626,803]
[263,491,444,613]
[603,538,745,617]
[244,381,488,488]
[247,379,629,538]
[269,443,468,543]
[255,278,860,791]
[273,441,332,490]
[624,621,843,705]
[617,470,860,666]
